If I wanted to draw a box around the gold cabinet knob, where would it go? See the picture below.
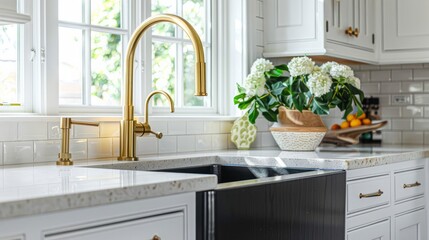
[345,26,353,36]
[152,235,161,240]
[353,28,359,37]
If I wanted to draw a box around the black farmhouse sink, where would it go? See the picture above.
[154,164,314,184]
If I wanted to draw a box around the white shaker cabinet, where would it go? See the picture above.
[395,208,427,240]
[0,193,195,240]
[346,159,427,240]
[263,0,376,63]
[378,0,429,63]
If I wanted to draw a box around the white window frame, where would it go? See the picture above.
[0,0,248,119]
[143,0,218,116]
[0,0,33,113]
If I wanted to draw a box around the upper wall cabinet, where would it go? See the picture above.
[263,0,376,63]
[378,0,429,64]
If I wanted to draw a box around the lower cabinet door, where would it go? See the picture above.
[46,212,184,240]
[347,219,390,240]
[395,208,427,240]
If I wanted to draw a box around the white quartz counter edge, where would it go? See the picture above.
[88,145,429,171]
[0,166,217,220]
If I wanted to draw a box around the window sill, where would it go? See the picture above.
[0,113,239,122]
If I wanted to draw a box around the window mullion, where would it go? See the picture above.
[84,0,91,106]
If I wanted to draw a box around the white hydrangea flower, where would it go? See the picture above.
[330,64,354,79]
[307,71,333,97]
[320,61,339,74]
[287,56,315,77]
[251,58,274,74]
[244,72,266,97]
[346,76,361,89]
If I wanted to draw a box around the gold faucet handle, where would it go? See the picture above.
[137,90,174,139]
[57,117,100,166]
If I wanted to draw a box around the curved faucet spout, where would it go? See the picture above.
[118,14,207,161]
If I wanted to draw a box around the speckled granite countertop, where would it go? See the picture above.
[90,144,429,171]
[1,144,428,220]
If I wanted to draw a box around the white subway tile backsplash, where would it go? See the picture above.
[186,121,204,134]
[112,138,119,157]
[381,107,401,118]
[424,82,429,92]
[99,122,119,138]
[136,137,158,155]
[0,142,3,165]
[48,122,68,140]
[70,139,88,160]
[158,136,177,154]
[355,71,370,82]
[261,132,277,147]
[413,119,429,131]
[360,65,380,70]
[220,121,233,134]
[251,132,263,148]
[212,134,228,150]
[167,121,187,135]
[371,70,391,81]
[88,138,113,159]
[401,82,423,93]
[402,106,423,118]
[413,69,429,80]
[0,122,18,142]
[402,132,423,145]
[204,121,220,134]
[34,140,60,163]
[424,133,429,145]
[414,94,429,105]
[391,70,413,81]
[227,134,236,149]
[361,83,380,94]
[196,135,212,151]
[382,131,402,144]
[177,136,196,152]
[151,121,168,135]
[402,64,423,69]
[74,125,99,139]
[4,141,34,165]
[380,82,401,93]
[18,122,48,141]
[391,119,412,130]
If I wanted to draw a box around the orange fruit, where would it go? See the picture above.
[340,121,350,129]
[350,119,362,128]
[331,124,341,130]
[362,118,372,125]
[346,114,356,122]
[357,112,366,120]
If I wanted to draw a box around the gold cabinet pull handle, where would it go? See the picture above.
[353,28,359,37]
[403,181,421,189]
[345,26,353,36]
[359,189,383,199]
[152,235,161,240]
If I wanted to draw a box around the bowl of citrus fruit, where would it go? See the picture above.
[323,113,388,145]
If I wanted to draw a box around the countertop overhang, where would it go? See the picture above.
[0,144,428,220]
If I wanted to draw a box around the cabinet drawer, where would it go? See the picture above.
[395,169,425,202]
[347,175,390,213]
[46,212,184,240]
[347,219,390,240]
[395,208,426,240]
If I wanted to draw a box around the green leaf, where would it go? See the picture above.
[262,111,278,122]
[275,64,289,71]
[270,81,286,95]
[248,103,259,124]
[233,93,246,105]
[237,96,255,109]
[236,83,246,94]
[311,98,330,115]
[267,68,283,78]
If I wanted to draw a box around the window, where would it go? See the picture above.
[0,0,32,112]
[150,0,213,111]
[58,0,127,107]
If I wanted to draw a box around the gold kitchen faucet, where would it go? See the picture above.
[118,14,207,161]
